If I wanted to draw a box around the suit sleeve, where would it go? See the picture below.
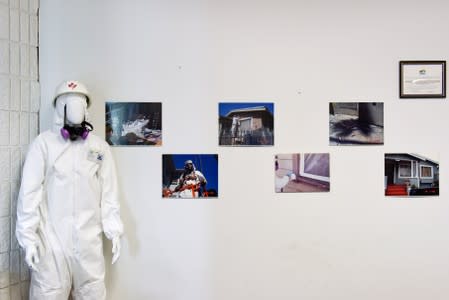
[99,144,124,240]
[16,137,46,250]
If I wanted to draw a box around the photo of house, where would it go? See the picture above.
[219,102,274,146]
[275,153,330,193]
[329,102,384,145]
[162,154,219,198]
[385,153,439,196]
[106,102,162,146]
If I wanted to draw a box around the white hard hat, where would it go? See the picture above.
[53,80,91,107]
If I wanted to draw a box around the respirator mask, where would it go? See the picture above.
[60,105,94,141]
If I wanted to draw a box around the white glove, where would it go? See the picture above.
[111,236,121,265]
[25,245,40,271]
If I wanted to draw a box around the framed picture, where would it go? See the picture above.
[399,60,446,98]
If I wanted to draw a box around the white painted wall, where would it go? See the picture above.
[39,0,449,299]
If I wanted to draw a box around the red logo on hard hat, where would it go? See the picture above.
[68,82,77,89]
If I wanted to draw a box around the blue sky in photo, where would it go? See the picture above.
[219,102,274,117]
[171,154,219,193]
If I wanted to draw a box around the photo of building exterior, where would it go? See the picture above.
[219,103,274,146]
[385,153,439,196]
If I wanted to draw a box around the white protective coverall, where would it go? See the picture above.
[16,91,123,299]
[175,161,207,198]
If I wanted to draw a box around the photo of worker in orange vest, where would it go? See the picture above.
[162,154,218,198]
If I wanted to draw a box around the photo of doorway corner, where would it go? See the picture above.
[275,153,330,193]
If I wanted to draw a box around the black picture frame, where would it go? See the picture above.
[399,60,446,98]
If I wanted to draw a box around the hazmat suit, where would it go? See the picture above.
[174,160,207,198]
[16,81,123,299]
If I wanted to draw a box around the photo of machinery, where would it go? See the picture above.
[106,102,162,146]
[329,102,384,145]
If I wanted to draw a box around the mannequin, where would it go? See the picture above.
[16,80,123,299]
[56,93,93,140]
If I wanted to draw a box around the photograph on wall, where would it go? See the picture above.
[219,102,274,146]
[329,102,384,145]
[162,154,218,198]
[275,153,330,193]
[385,153,439,197]
[399,60,446,98]
[105,102,162,146]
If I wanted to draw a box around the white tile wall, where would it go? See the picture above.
[0,76,9,110]
[20,145,27,168]
[9,250,20,285]
[0,252,9,288]
[0,4,9,40]
[29,14,37,46]
[10,78,20,110]
[10,0,19,9]
[10,111,19,145]
[19,44,28,76]
[10,42,19,75]
[11,284,20,299]
[20,112,28,145]
[0,110,10,145]
[21,280,30,300]
[20,79,29,111]
[10,216,19,250]
[29,112,37,142]
[0,287,10,299]
[0,148,10,181]
[10,181,19,220]
[2,0,39,297]
[30,80,38,112]
[10,9,20,42]
[0,217,11,253]
[29,46,37,79]
[19,0,28,12]
[0,40,9,74]
[19,249,29,281]
[29,0,38,15]
[10,217,18,248]
[19,12,28,44]
[0,181,10,217]
[10,147,21,181]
